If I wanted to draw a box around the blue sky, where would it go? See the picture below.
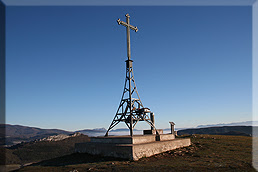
[6,6,252,131]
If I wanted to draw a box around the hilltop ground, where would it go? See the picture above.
[11,134,255,172]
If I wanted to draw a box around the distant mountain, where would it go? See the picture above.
[2,124,73,138]
[177,126,253,136]
[76,128,141,132]
[197,121,258,128]
[1,124,73,146]
[76,128,106,133]
[111,128,141,132]
[76,128,142,136]
[93,128,106,131]
[76,128,106,137]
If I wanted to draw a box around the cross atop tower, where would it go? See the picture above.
[117,14,138,61]
[105,14,158,137]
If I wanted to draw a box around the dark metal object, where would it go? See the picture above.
[169,122,175,134]
[105,14,158,137]
[150,113,155,130]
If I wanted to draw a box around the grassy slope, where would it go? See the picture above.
[17,134,255,172]
[177,126,252,136]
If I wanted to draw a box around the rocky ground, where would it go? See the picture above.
[37,132,82,142]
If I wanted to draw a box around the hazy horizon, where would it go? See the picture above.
[5,120,257,132]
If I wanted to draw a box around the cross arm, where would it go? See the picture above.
[117,19,138,32]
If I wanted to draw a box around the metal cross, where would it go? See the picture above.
[117,14,138,60]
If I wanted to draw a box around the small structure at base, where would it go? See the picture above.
[169,122,176,135]
[75,132,190,161]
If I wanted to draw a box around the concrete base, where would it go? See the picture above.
[90,133,175,144]
[75,134,191,160]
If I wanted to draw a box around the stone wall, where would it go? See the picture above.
[75,137,191,160]
[132,138,191,160]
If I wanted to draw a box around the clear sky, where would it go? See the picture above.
[6,6,252,131]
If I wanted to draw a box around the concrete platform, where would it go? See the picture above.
[90,133,175,144]
[75,134,191,160]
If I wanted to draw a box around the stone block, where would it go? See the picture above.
[160,134,175,141]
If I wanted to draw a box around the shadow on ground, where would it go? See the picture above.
[30,153,126,167]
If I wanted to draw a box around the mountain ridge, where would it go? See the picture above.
[1,124,73,146]
[2,121,256,146]
[196,121,258,128]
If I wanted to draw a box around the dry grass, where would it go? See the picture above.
[16,134,255,172]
